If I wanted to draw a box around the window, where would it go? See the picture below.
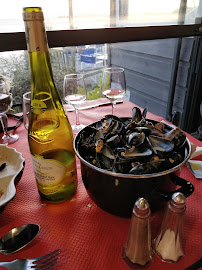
[0,0,202,134]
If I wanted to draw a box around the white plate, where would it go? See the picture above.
[0,145,24,208]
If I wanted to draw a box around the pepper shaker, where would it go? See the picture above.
[122,197,153,268]
[153,192,186,263]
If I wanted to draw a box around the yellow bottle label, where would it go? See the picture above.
[31,99,47,114]
[31,155,66,186]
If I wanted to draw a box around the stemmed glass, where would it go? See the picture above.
[0,81,19,145]
[63,73,87,134]
[101,67,126,115]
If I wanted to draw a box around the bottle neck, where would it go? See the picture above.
[23,7,48,53]
[23,7,56,93]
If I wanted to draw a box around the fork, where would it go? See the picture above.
[0,249,60,270]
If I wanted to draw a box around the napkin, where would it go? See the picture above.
[187,160,202,179]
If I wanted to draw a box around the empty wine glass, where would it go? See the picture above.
[101,67,126,115]
[0,80,19,145]
[63,73,87,134]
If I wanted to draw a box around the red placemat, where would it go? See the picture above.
[0,99,201,270]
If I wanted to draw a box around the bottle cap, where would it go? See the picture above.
[23,7,44,21]
[133,197,151,217]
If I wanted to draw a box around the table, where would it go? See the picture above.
[0,99,202,270]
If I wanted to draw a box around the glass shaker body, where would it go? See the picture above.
[123,198,153,268]
[153,192,186,263]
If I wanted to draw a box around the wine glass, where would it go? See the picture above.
[63,73,87,134]
[0,80,19,145]
[101,67,126,115]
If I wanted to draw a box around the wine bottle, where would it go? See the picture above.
[23,7,77,202]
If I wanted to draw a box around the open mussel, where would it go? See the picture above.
[148,135,174,152]
[127,132,145,147]
[106,134,120,148]
[96,144,116,171]
[164,127,186,149]
[132,107,142,123]
[123,147,152,159]
[146,122,165,137]
[129,155,163,175]
[127,107,148,130]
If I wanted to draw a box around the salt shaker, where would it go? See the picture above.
[122,198,153,268]
[153,192,186,263]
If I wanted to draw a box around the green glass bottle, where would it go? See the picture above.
[23,7,77,202]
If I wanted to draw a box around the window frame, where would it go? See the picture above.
[0,24,202,52]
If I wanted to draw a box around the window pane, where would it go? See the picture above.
[0,44,108,110]
[0,37,195,130]
[0,0,201,33]
[128,0,200,26]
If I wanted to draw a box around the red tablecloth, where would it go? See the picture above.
[0,99,202,270]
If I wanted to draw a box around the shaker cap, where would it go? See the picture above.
[133,197,150,217]
[172,192,186,204]
[171,192,186,210]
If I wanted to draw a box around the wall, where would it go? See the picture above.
[110,37,194,123]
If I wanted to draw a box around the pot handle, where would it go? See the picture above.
[151,173,194,201]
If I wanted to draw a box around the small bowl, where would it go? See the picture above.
[0,145,25,210]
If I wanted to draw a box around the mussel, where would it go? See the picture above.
[148,135,174,152]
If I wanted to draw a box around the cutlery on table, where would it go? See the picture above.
[3,114,23,132]
[0,224,40,254]
[0,248,60,270]
[66,99,123,111]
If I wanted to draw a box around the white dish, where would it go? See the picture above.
[0,145,24,208]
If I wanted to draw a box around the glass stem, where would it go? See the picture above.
[0,115,8,143]
[75,107,80,126]
[112,101,116,115]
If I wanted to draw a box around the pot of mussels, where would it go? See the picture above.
[74,107,194,218]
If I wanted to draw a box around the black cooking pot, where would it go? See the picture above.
[74,118,194,218]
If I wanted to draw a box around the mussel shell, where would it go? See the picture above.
[142,108,148,119]
[134,127,151,136]
[129,155,162,175]
[114,157,133,174]
[106,134,120,148]
[101,145,115,160]
[94,129,104,141]
[146,123,165,136]
[127,132,145,147]
[164,127,186,149]
[129,162,154,174]
[124,147,152,158]
[111,120,124,135]
[77,132,96,156]
[148,135,174,152]
[101,115,125,136]
[173,132,186,149]
[105,114,124,122]
[132,107,142,122]
[97,153,114,170]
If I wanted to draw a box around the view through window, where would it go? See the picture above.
[0,0,200,32]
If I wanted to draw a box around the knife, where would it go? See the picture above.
[66,99,123,112]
